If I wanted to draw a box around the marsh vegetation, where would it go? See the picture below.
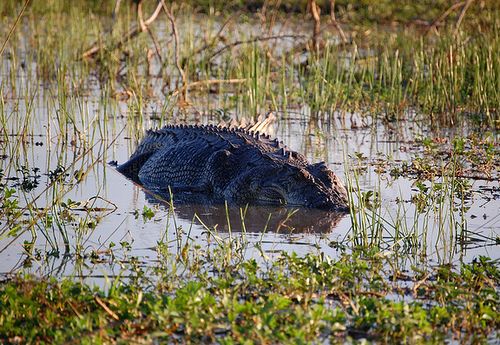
[0,0,499,343]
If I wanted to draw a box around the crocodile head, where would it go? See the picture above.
[231,161,349,211]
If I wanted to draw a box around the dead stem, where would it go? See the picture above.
[308,0,322,53]
[82,0,163,59]
[426,1,466,35]
[138,0,163,63]
[161,1,188,102]
[208,34,307,61]
[94,296,120,321]
[0,0,31,58]
[329,0,347,44]
[454,0,474,35]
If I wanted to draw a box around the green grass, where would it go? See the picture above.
[1,249,498,343]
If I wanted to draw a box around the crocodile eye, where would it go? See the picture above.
[259,189,286,205]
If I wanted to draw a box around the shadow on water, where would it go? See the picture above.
[143,188,348,234]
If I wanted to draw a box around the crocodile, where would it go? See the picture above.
[117,124,349,211]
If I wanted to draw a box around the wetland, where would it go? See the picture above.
[0,0,499,343]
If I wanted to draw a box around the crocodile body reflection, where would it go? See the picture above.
[144,189,347,233]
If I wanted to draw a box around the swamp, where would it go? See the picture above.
[0,0,499,343]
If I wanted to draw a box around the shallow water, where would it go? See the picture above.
[0,14,498,282]
[0,88,498,282]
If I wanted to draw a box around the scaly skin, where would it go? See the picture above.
[118,124,349,211]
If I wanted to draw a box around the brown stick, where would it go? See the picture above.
[308,0,321,53]
[412,273,431,297]
[137,0,163,63]
[329,0,347,44]
[454,0,474,35]
[137,0,147,32]
[161,1,188,101]
[112,0,122,20]
[0,0,31,58]
[94,296,120,321]
[82,0,163,59]
[426,1,466,35]
[208,34,307,61]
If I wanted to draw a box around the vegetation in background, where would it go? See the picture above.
[0,0,498,127]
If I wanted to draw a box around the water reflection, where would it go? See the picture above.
[144,190,347,233]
